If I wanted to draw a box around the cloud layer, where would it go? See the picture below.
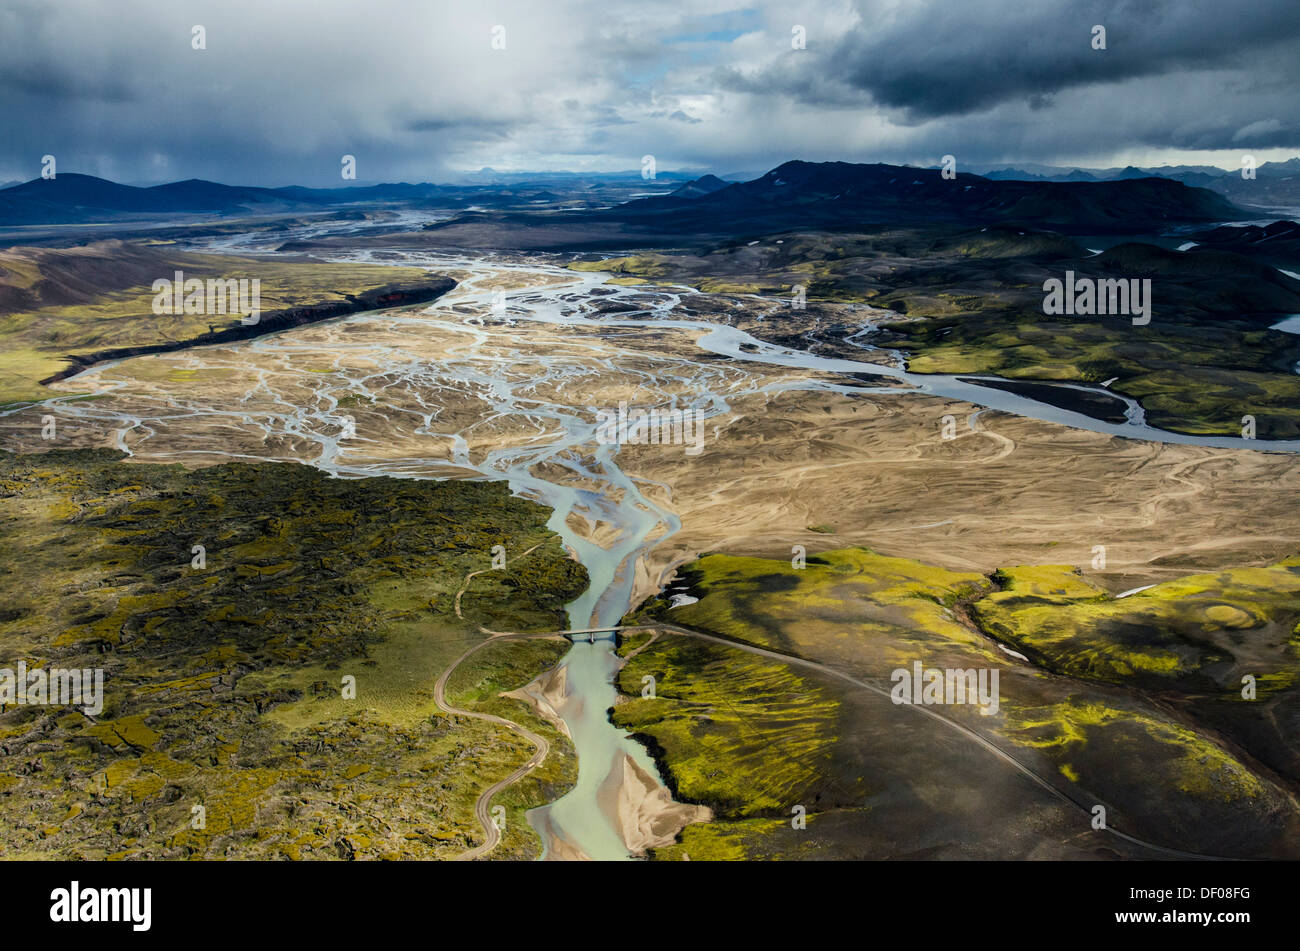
[2,0,1298,184]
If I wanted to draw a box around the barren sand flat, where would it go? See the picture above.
[8,272,1295,603]
[599,753,712,855]
[504,664,573,740]
[0,289,831,462]
[615,387,1300,598]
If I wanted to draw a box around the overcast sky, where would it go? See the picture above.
[2,0,1298,185]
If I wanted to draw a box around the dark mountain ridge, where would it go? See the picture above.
[596,160,1246,235]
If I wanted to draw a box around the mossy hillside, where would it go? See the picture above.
[997,694,1300,856]
[569,250,795,297]
[973,557,1300,793]
[623,546,1300,858]
[569,229,1074,299]
[612,636,841,817]
[989,564,1111,601]
[614,630,654,658]
[0,448,587,859]
[1006,699,1266,803]
[648,806,913,861]
[891,313,1300,438]
[568,255,677,280]
[635,548,993,667]
[649,813,831,860]
[618,547,997,859]
[872,243,1300,437]
[973,558,1300,691]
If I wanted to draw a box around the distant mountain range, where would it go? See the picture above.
[971,158,1300,182]
[601,160,1246,235]
[0,174,466,225]
[0,171,692,226]
[969,159,1300,210]
[0,161,1262,235]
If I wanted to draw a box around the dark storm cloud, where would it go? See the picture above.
[0,60,138,103]
[722,0,1300,123]
[1171,117,1300,151]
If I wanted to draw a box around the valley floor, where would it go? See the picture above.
[1,246,1297,859]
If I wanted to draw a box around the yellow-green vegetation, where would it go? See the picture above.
[694,279,764,294]
[614,630,653,658]
[443,637,577,856]
[630,548,992,663]
[568,255,676,279]
[1005,700,1265,803]
[990,564,1110,601]
[616,547,996,859]
[622,546,1300,858]
[0,448,586,859]
[0,241,444,404]
[891,315,1300,437]
[613,636,840,815]
[571,230,1073,307]
[612,633,872,861]
[974,558,1300,690]
[568,254,773,295]
[650,815,813,861]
